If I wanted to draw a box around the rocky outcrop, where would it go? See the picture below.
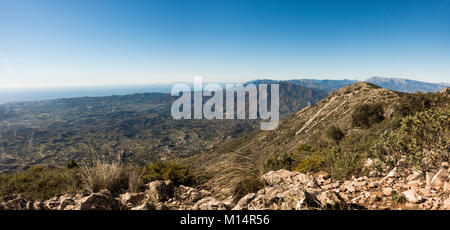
[2,161,450,210]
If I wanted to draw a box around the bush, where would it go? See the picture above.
[294,155,325,173]
[325,147,362,180]
[264,144,316,171]
[264,153,295,171]
[395,92,448,117]
[67,160,79,169]
[326,126,345,143]
[395,93,431,117]
[0,166,81,200]
[372,108,449,171]
[352,103,384,128]
[142,161,194,186]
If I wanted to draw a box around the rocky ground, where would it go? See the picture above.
[1,160,449,210]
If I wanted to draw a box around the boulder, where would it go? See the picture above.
[232,193,256,210]
[444,198,450,210]
[430,168,448,188]
[193,197,228,210]
[316,191,347,209]
[382,187,393,196]
[59,197,75,210]
[443,182,450,192]
[147,180,175,202]
[406,171,422,182]
[402,189,424,204]
[0,194,30,210]
[77,191,120,210]
[176,185,209,203]
[120,192,146,206]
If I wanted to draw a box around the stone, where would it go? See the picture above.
[147,180,175,202]
[382,188,393,196]
[441,161,449,169]
[193,197,228,210]
[386,167,397,178]
[131,201,155,210]
[77,192,120,210]
[176,185,209,203]
[406,171,422,182]
[426,172,435,187]
[316,191,346,209]
[418,187,431,197]
[120,192,146,206]
[444,198,450,210]
[232,193,256,210]
[369,170,378,177]
[59,197,75,210]
[0,194,29,210]
[444,182,450,192]
[402,189,424,203]
[364,158,374,168]
[345,185,356,193]
[44,199,60,210]
[33,200,45,210]
[430,168,448,188]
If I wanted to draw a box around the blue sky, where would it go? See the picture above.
[0,0,449,87]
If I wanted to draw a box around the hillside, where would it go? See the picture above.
[185,82,449,198]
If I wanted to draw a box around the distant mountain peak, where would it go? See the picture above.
[365,76,447,93]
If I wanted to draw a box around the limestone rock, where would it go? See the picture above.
[402,189,424,203]
[120,192,146,206]
[193,197,228,210]
[147,180,175,202]
[77,192,120,210]
[232,193,256,210]
[430,168,448,188]
[131,201,156,210]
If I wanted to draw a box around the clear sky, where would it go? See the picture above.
[1,0,449,87]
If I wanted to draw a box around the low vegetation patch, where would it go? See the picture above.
[352,103,384,128]
[326,126,345,143]
[142,161,194,186]
[0,166,81,201]
[294,155,325,174]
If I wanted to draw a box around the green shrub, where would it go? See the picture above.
[326,126,345,143]
[395,93,431,117]
[294,155,325,173]
[372,108,449,171]
[352,103,384,128]
[67,160,79,169]
[325,147,362,180]
[142,161,194,186]
[395,92,448,117]
[264,144,316,171]
[264,153,295,171]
